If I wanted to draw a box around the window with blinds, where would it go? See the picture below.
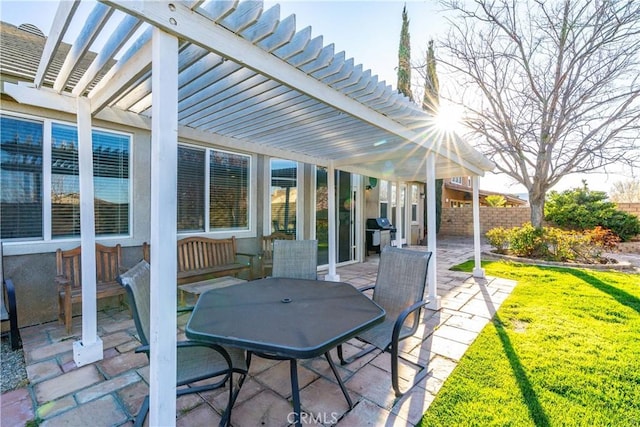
[51,124,130,237]
[0,114,130,241]
[210,150,249,230]
[176,145,251,233]
[177,146,205,232]
[0,116,44,239]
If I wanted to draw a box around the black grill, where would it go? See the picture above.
[366,217,396,254]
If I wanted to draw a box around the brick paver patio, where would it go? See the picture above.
[1,238,517,426]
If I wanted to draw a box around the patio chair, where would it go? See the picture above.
[1,243,22,350]
[338,246,432,397]
[117,260,248,427]
[259,232,294,278]
[271,239,318,280]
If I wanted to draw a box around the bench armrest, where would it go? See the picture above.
[55,275,70,286]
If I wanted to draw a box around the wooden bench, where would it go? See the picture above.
[177,236,254,285]
[55,243,127,333]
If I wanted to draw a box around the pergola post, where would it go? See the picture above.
[73,96,103,367]
[426,153,441,310]
[472,176,485,278]
[325,162,340,281]
[395,181,402,246]
[149,27,178,426]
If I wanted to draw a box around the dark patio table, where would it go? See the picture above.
[185,277,385,426]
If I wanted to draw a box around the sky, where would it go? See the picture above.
[0,0,635,197]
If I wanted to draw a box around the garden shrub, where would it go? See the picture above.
[485,227,510,253]
[508,223,547,258]
[545,183,640,241]
[485,224,618,263]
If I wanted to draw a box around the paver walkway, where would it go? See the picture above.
[1,238,517,426]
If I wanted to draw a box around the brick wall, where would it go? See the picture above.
[440,203,640,237]
[440,206,532,236]
[616,203,640,217]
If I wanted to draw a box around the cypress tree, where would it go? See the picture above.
[422,39,439,114]
[422,39,443,234]
[397,5,413,101]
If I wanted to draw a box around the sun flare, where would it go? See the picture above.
[434,103,464,133]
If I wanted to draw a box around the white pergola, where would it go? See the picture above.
[2,1,493,424]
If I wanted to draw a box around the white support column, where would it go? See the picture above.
[426,154,441,310]
[395,181,402,246]
[73,96,103,367]
[404,183,411,246]
[149,27,178,426]
[472,176,485,278]
[325,162,340,281]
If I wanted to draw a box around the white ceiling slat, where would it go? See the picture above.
[88,40,152,113]
[181,74,278,124]
[322,57,354,86]
[273,26,311,60]
[254,113,357,143]
[178,64,256,115]
[224,100,334,137]
[187,0,206,10]
[196,0,239,22]
[198,86,305,131]
[364,85,396,108]
[115,79,151,110]
[177,60,244,110]
[177,53,224,91]
[178,44,213,71]
[220,0,264,33]
[225,97,328,136]
[357,80,386,104]
[53,3,114,93]
[332,64,364,91]
[299,43,334,74]
[183,77,288,126]
[347,73,376,97]
[191,83,292,128]
[34,0,80,88]
[311,51,346,80]
[287,35,323,67]
[256,14,296,52]
[129,92,153,114]
[240,4,280,43]
[72,15,143,96]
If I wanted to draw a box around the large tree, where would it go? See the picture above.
[439,0,640,227]
[397,5,414,101]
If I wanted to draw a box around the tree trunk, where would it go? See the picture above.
[529,192,545,228]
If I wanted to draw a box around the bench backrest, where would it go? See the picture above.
[177,236,238,272]
[261,232,294,263]
[56,243,123,288]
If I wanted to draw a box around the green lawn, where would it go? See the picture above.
[419,260,640,427]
